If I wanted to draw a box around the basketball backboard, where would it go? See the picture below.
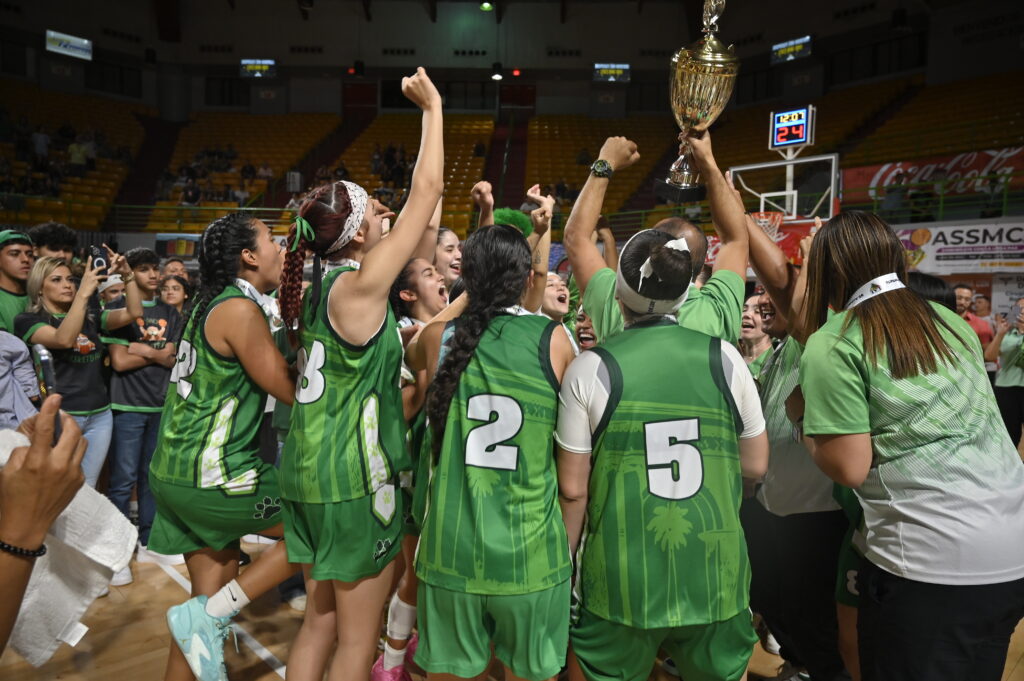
[728,152,840,223]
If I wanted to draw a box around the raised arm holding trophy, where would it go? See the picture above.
[655,0,740,204]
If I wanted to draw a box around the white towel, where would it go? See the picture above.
[0,429,138,667]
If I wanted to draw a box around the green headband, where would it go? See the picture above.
[0,230,33,248]
[291,216,315,252]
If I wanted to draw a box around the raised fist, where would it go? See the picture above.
[598,137,640,173]
[401,67,442,111]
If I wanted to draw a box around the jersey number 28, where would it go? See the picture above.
[645,418,703,500]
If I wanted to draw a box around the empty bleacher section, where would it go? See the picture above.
[329,114,493,238]
[843,71,1024,167]
[525,115,676,215]
[0,78,149,229]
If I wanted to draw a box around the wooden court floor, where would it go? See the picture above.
[2,539,1023,681]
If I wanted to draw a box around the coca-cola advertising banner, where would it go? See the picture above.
[843,147,1024,203]
[899,220,1024,274]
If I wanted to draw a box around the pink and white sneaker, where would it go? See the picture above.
[370,655,411,681]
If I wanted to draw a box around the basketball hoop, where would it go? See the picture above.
[751,211,785,242]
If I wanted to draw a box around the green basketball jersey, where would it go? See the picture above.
[151,285,268,492]
[578,321,748,629]
[279,267,410,511]
[416,313,571,595]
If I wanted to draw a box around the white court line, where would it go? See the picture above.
[157,562,288,678]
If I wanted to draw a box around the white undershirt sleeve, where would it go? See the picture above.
[719,340,766,439]
[554,351,609,454]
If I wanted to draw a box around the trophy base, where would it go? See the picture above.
[654,179,707,204]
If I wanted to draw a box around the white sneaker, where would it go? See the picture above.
[287,594,307,612]
[111,565,134,586]
[136,543,185,565]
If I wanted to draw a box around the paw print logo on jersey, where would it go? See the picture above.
[252,496,282,520]
[373,538,393,562]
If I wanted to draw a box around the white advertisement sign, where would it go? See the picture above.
[45,30,92,61]
[898,220,1024,274]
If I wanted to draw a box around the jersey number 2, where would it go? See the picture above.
[465,394,522,470]
[645,419,703,500]
[171,339,198,399]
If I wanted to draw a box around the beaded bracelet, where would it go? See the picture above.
[0,539,47,558]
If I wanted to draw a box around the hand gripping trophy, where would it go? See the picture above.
[655,0,740,204]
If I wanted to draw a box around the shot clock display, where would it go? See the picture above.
[240,59,276,78]
[769,106,815,150]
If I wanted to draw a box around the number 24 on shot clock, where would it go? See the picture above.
[769,106,815,150]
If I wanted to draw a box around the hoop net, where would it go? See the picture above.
[751,211,785,241]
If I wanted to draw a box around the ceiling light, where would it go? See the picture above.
[480,2,494,11]
[491,62,503,81]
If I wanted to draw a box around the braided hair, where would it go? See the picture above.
[426,224,531,462]
[185,212,258,343]
[279,182,356,339]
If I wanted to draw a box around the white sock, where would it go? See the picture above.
[383,642,405,671]
[205,579,250,618]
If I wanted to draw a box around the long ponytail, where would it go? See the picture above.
[426,224,531,462]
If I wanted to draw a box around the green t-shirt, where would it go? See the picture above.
[754,336,838,516]
[800,302,1024,585]
[568,322,748,628]
[0,287,27,333]
[416,314,571,595]
[746,345,772,377]
[280,266,410,507]
[150,286,269,492]
[994,329,1024,387]
[582,267,743,344]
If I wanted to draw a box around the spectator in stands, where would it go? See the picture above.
[473,140,486,157]
[0,230,33,332]
[106,248,183,578]
[82,131,97,171]
[30,126,50,169]
[0,327,39,429]
[162,257,189,283]
[233,184,250,207]
[954,283,995,381]
[180,179,201,207]
[371,143,382,174]
[240,159,256,188]
[67,136,88,178]
[284,191,303,211]
[880,171,907,223]
[257,161,273,180]
[974,294,995,330]
[333,161,349,181]
[28,222,76,264]
[99,275,125,305]
[576,146,592,165]
[159,274,190,315]
[14,251,143,487]
[986,301,1024,447]
[200,178,216,202]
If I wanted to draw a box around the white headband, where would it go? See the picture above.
[324,181,369,255]
[846,273,905,309]
[615,231,692,315]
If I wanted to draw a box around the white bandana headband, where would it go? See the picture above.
[234,278,283,332]
[615,231,692,315]
[845,273,905,309]
[324,181,369,255]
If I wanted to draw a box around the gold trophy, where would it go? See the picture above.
[655,0,740,203]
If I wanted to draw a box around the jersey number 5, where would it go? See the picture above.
[465,394,522,471]
[645,419,703,500]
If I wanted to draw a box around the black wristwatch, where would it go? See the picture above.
[590,160,614,179]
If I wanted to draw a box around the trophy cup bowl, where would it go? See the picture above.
[655,11,739,204]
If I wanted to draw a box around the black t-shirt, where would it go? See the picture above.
[14,310,109,415]
[104,297,183,412]
[182,185,201,203]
